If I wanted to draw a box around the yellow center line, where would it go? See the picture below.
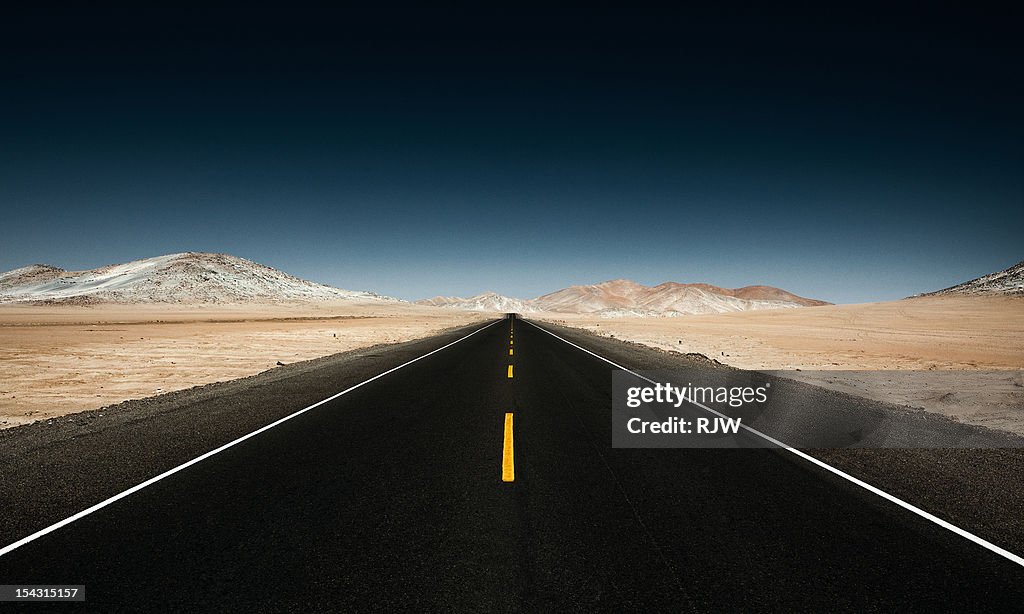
[502,413,515,482]
[509,348,514,355]
[507,364,514,378]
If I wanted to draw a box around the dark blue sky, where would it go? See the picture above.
[1,3,1020,302]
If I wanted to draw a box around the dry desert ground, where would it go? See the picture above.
[0,302,485,428]
[2,295,1021,436]
[537,296,1024,436]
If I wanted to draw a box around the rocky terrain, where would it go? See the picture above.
[918,260,1024,297]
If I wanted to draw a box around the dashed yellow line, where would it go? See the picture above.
[502,413,515,482]
[505,319,516,482]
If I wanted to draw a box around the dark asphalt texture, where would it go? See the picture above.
[1,315,1023,612]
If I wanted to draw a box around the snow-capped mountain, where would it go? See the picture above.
[918,260,1024,297]
[416,292,538,313]
[416,279,828,316]
[0,252,396,304]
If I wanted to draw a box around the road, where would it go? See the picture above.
[1,315,1023,611]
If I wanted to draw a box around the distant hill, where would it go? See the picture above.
[533,280,828,315]
[416,292,538,313]
[917,260,1024,297]
[417,279,829,316]
[0,252,396,305]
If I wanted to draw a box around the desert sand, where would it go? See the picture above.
[3,295,1021,435]
[537,296,1024,435]
[0,302,484,428]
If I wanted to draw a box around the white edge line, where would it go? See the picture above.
[522,318,1024,569]
[0,318,503,559]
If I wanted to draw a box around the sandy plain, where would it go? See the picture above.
[3,295,1021,436]
[0,302,485,428]
[536,296,1024,436]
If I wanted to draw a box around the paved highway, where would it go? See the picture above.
[1,315,1023,611]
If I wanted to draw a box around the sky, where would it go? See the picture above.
[1,3,1020,303]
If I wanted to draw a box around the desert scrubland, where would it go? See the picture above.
[0,302,484,428]
[537,296,1024,435]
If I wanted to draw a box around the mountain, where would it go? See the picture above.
[533,280,829,315]
[0,252,396,305]
[416,292,538,313]
[417,279,829,316]
[0,254,836,312]
[530,279,650,313]
[918,260,1024,297]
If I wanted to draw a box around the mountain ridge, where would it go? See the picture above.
[0,253,841,312]
[416,279,830,316]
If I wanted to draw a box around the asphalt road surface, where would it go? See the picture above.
[1,315,1023,611]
